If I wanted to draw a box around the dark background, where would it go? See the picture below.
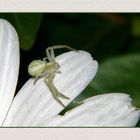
[0,13,140,127]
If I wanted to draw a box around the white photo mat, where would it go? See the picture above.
[0,0,139,139]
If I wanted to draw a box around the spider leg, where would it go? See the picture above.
[34,72,48,85]
[56,91,70,100]
[44,76,66,107]
[46,47,55,61]
[46,48,52,61]
[55,69,61,73]
[72,100,83,104]
[47,45,76,52]
[52,83,69,99]
[50,47,55,61]
[43,57,48,63]
[48,73,69,99]
[34,76,40,85]
[46,45,77,61]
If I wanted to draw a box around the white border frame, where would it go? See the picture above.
[0,0,139,12]
[0,0,140,139]
[0,128,140,139]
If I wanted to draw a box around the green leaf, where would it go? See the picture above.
[132,15,140,37]
[45,13,130,61]
[82,54,140,107]
[0,13,43,50]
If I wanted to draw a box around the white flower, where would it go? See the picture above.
[0,19,19,125]
[0,19,139,127]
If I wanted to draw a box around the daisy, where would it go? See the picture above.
[0,19,139,127]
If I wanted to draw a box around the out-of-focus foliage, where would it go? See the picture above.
[0,13,140,126]
[44,14,130,61]
[78,54,140,108]
[0,13,43,50]
[132,15,140,37]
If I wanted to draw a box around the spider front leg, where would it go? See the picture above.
[43,57,48,63]
[44,75,67,107]
[46,73,69,99]
[51,83,69,100]
[46,45,77,61]
[46,47,55,61]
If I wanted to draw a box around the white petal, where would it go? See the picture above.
[42,93,140,127]
[0,19,19,125]
[3,50,98,126]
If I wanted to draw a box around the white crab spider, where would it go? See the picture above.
[28,45,77,107]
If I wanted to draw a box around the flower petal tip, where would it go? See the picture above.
[45,93,140,127]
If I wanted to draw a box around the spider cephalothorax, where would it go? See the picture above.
[28,45,77,107]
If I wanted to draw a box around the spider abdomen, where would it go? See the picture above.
[28,60,46,77]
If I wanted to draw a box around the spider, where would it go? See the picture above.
[28,45,77,107]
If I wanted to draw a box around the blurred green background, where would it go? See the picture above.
[0,13,140,127]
